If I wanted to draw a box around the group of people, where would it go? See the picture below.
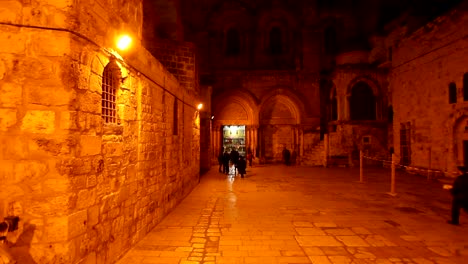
[218,148,254,178]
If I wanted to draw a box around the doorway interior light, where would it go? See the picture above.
[197,103,203,110]
[116,34,132,51]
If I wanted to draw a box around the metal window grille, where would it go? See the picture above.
[102,65,117,123]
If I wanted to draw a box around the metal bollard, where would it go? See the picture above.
[389,153,396,196]
[359,150,363,182]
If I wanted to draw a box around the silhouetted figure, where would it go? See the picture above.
[222,151,230,174]
[218,150,224,173]
[282,147,291,166]
[448,166,468,225]
[237,156,247,178]
[230,148,240,174]
[246,151,253,167]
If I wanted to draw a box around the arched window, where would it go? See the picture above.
[324,27,337,54]
[464,73,468,101]
[101,61,120,123]
[388,105,393,122]
[449,82,457,104]
[269,27,282,55]
[350,82,376,120]
[226,28,240,56]
[330,89,337,121]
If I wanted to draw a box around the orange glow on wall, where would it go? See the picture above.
[116,35,132,51]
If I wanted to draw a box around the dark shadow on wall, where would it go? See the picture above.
[10,223,37,264]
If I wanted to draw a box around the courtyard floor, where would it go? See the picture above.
[116,165,468,264]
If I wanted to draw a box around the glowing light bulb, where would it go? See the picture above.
[197,103,203,110]
[116,35,132,51]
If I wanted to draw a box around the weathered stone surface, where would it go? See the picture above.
[0,108,17,131]
[21,110,56,134]
[0,82,22,106]
[79,135,102,156]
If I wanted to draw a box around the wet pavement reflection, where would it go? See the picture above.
[117,165,468,264]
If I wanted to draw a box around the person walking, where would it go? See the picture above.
[246,151,254,167]
[222,151,230,174]
[448,166,468,225]
[230,148,240,175]
[282,146,291,166]
[217,149,224,173]
[237,156,247,178]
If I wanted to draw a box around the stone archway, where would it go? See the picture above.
[259,94,300,163]
[211,90,259,161]
[453,115,468,168]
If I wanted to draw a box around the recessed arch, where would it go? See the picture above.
[346,76,382,120]
[259,88,306,124]
[212,89,259,126]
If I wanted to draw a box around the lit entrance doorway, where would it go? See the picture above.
[222,125,246,157]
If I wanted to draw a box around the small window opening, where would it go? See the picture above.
[350,82,376,120]
[449,82,457,104]
[269,27,282,55]
[226,28,240,56]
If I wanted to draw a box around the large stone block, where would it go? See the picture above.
[0,109,17,131]
[0,29,26,54]
[21,110,55,134]
[78,92,101,113]
[68,209,88,238]
[0,1,22,23]
[44,216,68,242]
[26,81,73,106]
[43,177,69,193]
[27,193,72,217]
[80,135,102,156]
[0,82,22,107]
[30,31,71,57]
[76,189,96,210]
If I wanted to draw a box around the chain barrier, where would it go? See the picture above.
[359,151,457,195]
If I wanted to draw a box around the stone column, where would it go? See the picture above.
[254,126,259,158]
[246,125,251,153]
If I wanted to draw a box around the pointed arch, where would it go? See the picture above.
[259,88,306,124]
[212,89,259,126]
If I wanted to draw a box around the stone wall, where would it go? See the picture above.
[390,5,468,174]
[147,39,198,94]
[327,66,389,158]
[0,0,199,263]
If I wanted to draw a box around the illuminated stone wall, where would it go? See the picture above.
[390,5,468,174]
[0,0,199,263]
[327,66,389,160]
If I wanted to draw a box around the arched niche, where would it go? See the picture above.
[346,76,382,121]
[258,93,301,162]
[453,115,468,167]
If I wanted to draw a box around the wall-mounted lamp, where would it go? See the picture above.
[197,103,203,110]
[116,34,132,51]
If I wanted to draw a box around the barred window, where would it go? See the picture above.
[101,61,120,123]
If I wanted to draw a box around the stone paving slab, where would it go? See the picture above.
[116,166,468,264]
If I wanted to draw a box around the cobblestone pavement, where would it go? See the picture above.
[116,165,468,264]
